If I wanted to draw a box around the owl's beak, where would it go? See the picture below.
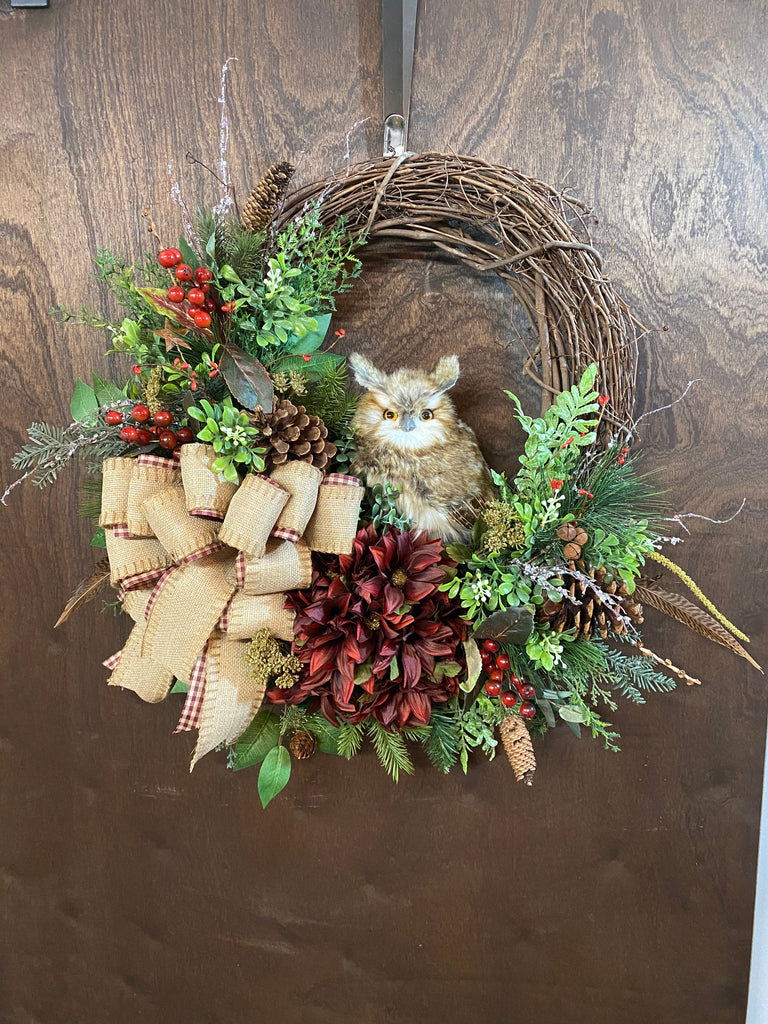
[399,417,416,432]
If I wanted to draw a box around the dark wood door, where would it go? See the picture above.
[1,2,765,1022]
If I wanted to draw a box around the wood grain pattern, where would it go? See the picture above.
[1,2,766,1023]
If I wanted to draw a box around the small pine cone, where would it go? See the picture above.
[499,715,536,785]
[241,162,295,233]
[288,730,317,760]
[252,399,336,471]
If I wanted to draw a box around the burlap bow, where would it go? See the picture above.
[100,445,363,768]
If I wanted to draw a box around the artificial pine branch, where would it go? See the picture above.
[336,721,365,759]
[366,720,414,782]
[422,704,460,773]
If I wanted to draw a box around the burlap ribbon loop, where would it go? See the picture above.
[103,450,363,766]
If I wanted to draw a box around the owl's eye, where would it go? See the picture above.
[384,409,398,421]
[420,409,434,420]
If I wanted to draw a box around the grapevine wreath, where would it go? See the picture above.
[7,146,760,806]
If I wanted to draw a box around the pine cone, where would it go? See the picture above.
[288,730,317,759]
[241,162,295,233]
[537,562,644,639]
[499,715,536,785]
[252,399,336,471]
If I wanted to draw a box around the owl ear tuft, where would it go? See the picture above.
[431,355,460,394]
[349,353,389,393]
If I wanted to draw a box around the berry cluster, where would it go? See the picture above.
[479,638,537,719]
[158,248,220,329]
[107,405,193,451]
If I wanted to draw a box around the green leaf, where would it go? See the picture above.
[90,527,106,548]
[179,236,200,270]
[231,710,281,771]
[220,343,275,412]
[462,638,483,692]
[445,542,474,563]
[308,717,342,755]
[473,605,535,645]
[92,373,125,407]
[258,745,291,807]
[170,679,190,694]
[287,312,331,354]
[559,704,588,724]
[70,379,98,422]
[434,660,462,680]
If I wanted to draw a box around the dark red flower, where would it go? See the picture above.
[269,526,469,729]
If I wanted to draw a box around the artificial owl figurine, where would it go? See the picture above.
[349,353,496,543]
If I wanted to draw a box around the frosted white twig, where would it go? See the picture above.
[634,379,701,427]
[167,165,199,252]
[663,499,746,535]
[212,57,238,219]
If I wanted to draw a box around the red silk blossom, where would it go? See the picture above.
[598,394,610,406]
[550,478,563,490]
[270,525,469,729]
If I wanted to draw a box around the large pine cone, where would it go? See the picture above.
[241,162,295,233]
[499,715,536,785]
[538,562,644,639]
[252,399,336,471]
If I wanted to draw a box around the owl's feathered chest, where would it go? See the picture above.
[351,420,493,507]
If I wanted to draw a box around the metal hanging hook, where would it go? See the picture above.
[382,0,418,157]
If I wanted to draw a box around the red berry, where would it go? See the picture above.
[158,429,177,450]
[120,425,138,443]
[175,427,194,444]
[194,266,213,285]
[134,429,152,447]
[220,302,233,314]
[520,684,536,700]
[199,282,211,294]
[203,298,217,312]
[131,404,150,423]
[482,639,500,653]
[484,680,502,697]
[519,701,536,720]
[153,409,173,428]
[192,309,212,328]
[187,287,206,306]
[132,365,142,374]
[175,264,193,282]
[105,410,123,425]
[167,285,186,303]
[495,652,511,671]
[480,653,493,669]
[158,248,182,268]
[488,669,504,683]
[501,690,519,708]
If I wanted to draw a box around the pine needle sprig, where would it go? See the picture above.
[7,419,127,497]
[366,720,414,782]
[602,649,678,703]
[421,704,460,773]
[336,721,365,759]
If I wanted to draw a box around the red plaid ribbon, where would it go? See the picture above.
[174,644,208,733]
[323,473,361,487]
[272,526,301,543]
[111,524,135,539]
[102,650,122,671]
[136,454,179,471]
[234,551,246,588]
[179,541,227,565]
[189,508,225,520]
[119,566,169,595]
